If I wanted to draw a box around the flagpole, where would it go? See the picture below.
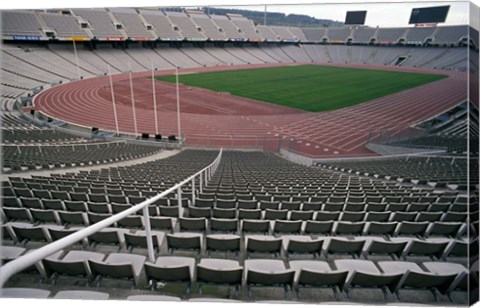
[176,66,181,141]
[108,66,119,135]
[151,62,158,135]
[72,36,81,80]
[129,63,138,136]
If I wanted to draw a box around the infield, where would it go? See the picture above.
[156,64,447,112]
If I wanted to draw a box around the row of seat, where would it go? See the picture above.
[1,288,113,300]
[9,166,468,194]
[181,217,467,238]
[3,193,472,218]
[1,226,165,256]
[3,143,161,172]
[2,196,470,223]
[3,193,190,209]
[165,233,468,262]
[319,156,472,186]
[0,288,240,302]
[1,246,469,301]
[191,197,470,212]
[8,177,450,197]
[2,205,468,239]
[7,183,468,205]
[185,206,470,222]
[2,128,81,144]
[2,223,468,262]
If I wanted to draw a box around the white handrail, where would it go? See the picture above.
[2,140,127,148]
[0,148,223,287]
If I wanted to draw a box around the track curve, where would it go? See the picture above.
[33,63,467,158]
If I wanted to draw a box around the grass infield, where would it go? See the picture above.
[156,65,447,112]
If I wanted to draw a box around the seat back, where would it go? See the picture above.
[212,208,236,219]
[335,222,366,235]
[58,211,86,225]
[397,222,428,236]
[150,217,173,231]
[206,236,240,252]
[350,272,403,293]
[238,209,262,220]
[366,222,397,236]
[125,233,159,248]
[408,241,448,259]
[159,206,179,217]
[247,237,282,253]
[144,263,191,282]
[247,269,294,286]
[315,211,341,221]
[48,228,82,242]
[42,199,64,211]
[89,260,134,280]
[287,239,323,254]
[12,226,47,242]
[117,216,144,228]
[402,271,457,294]
[43,259,88,278]
[304,220,334,235]
[298,270,348,290]
[197,266,243,284]
[88,231,120,245]
[274,220,302,234]
[290,210,314,221]
[328,239,365,255]
[210,218,237,232]
[166,234,201,250]
[216,199,237,209]
[195,198,214,208]
[242,220,270,233]
[368,241,407,258]
[179,217,206,232]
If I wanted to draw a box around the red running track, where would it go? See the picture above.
[33,63,468,158]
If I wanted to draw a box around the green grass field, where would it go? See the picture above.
[156,65,447,112]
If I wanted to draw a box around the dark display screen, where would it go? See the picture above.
[409,5,450,24]
[345,11,367,25]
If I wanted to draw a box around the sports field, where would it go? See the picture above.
[156,65,447,112]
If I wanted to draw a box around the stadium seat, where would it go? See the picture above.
[334,259,403,300]
[289,260,348,300]
[144,256,195,293]
[89,253,146,287]
[196,258,243,296]
[245,259,295,299]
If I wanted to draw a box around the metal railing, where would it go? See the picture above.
[0,148,223,287]
[3,140,126,149]
[367,127,428,146]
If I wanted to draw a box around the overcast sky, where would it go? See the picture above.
[1,0,478,28]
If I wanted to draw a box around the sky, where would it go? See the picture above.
[0,0,479,28]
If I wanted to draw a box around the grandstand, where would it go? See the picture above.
[0,2,478,307]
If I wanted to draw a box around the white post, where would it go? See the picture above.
[72,38,81,80]
[108,66,120,135]
[151,62,159,135]
[264,5,267,26]
[176,66,181,140]
[129,64,138,136]
[191,177,196,206]
[177,187,182,217]
[199,171,203,194]
[142,206,155,262]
